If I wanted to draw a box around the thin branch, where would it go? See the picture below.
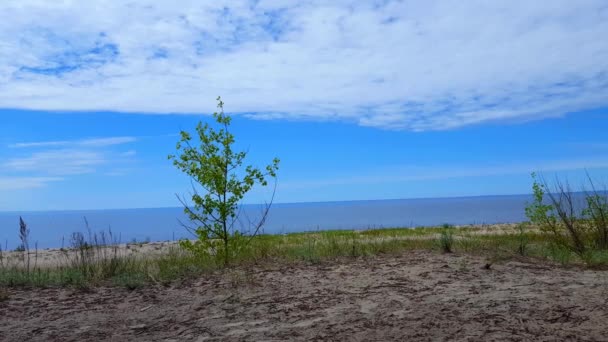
[246,178,278,244]
[543,176,586,255]
[177,218,199,237]
[176,193,214,233]
[583,170,608,248]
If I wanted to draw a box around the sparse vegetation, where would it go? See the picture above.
[2,221,600,289]
[0,223,463,288]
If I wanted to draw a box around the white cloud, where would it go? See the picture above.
[0,1,606,130]
[9,136,137,148]
[0,176,63,190]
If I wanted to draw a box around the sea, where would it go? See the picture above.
[0,194,540,249]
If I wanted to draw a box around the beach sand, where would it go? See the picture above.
[2,249,607,341]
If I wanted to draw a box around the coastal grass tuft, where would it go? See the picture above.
[439,224,454,253]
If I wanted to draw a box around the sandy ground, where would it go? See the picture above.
[2,250,608,341]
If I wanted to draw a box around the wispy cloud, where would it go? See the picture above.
[281,157,608,190]
[4,149,107,175]
[9,136,137,149]
[104,168,132,177]
[0,1,606,130]
[564,142,608,151]
[0,176,63,191]
[1,136,138,190]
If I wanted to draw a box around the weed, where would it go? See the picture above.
[457,259,469,272]
[439,224,454,253]
[112,273,146,290]
[516,223,530,256]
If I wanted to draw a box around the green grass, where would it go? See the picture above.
[1,224,606,289]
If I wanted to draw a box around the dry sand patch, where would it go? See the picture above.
[1,250,607,341]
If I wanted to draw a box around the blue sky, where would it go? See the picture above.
[0,1,607,211]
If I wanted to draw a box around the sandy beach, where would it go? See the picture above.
[2,249,607,341]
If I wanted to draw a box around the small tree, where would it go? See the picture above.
[169,97,280,266]
[524,173,555,229]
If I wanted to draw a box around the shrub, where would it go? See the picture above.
[525,172,608,263]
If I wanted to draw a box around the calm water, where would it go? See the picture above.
[0,195,535,249]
